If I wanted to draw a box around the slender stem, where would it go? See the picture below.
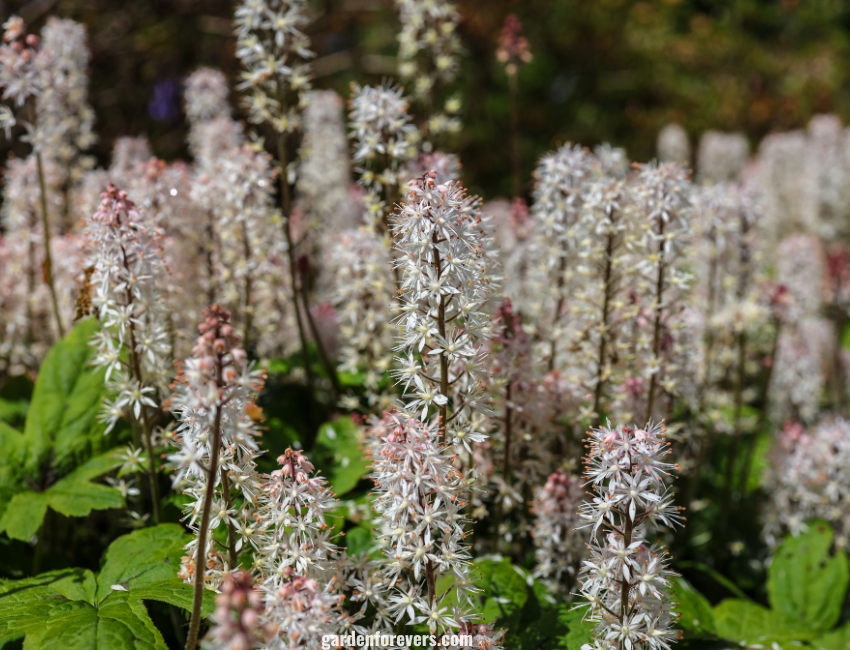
[508,70,521,199]
[644,220,666,424]
[718,330,746,539]
[206,211,216,305]
[300,281,341,399]
[185,353,224,650]
[220,469,239,570]
[548,254,568,372]
[737,317,781,494]
[502,382,513,480]
[35,152,64,339]
[278,133,317,434]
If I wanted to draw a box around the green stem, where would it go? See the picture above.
[35,152,64,339]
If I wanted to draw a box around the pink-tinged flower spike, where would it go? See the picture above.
[531,471,586,596]
[205,571,274,650]
[390,172,498,453]
[84,183,171,524]
[252,448,340,584]
[763,418,850,552]
[577,421,683,650]
[800,114,850,242]
[633,162,694,425]
[369,414,482,635]
[395,0,462,142]
[169,305,265,650]
[259,569,345,649]
[349,82,418,234]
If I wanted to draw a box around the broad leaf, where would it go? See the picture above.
[767,520,849,632]
[95,524,191,603]
[0,526,214,649]
[22,317,108,477]
[0,451,123,541]
[560,605,596,650]
[714,598,820,645]
[315,417,370,496]
[671,576,716,637]
[813,623,850,650]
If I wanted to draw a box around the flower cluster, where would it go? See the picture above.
[391,172,497,452]
[763,418,850,551]
[696,131,748,185]
[395,0,463,139]
[578,422,682,650]
[369,414,481,635]
[234,0,313,134]
[349,82,418,232]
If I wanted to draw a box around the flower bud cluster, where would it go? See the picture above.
[169,305,265,590]
[206,571,273,650]
[578,421,682,650]
[531,471,585,596]
[84,183,171,433]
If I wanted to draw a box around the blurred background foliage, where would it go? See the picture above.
[1,0,848,198]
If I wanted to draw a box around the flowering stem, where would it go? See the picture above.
[185,351,224,650]
[719,330,746,538]
[278,133,317,434]
[119,238,161,526]
[592,230,615,424]
[35,152,64,339]
[300,282,341,400]
[508,69,521,198]
[548,256,568,372]
[220,469,239,569]
[644,220,667,424]
[737,317,781,494]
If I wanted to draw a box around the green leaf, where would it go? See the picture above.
[315,417,370,496]
[671,576,716,637]
[813,622,850,650]
[714,599,820,644]
[22,317,108,477]
[0,451,123,541]
[0,526,214,649]
[767,520,849,632]
[475,558,529,626]
[560,604,596,650]
[95,524,193,604]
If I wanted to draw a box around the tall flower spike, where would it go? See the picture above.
[391,172,497,451]
[526,143,594,370]
[84,183,171,523]
[395,0,463,141]
[168,305,265,650]
[633,162,694,424]
[349,82,418,233]
[578,421,682,650]
[696,131,748,186]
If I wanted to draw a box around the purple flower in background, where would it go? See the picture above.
[148,78,181,122]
